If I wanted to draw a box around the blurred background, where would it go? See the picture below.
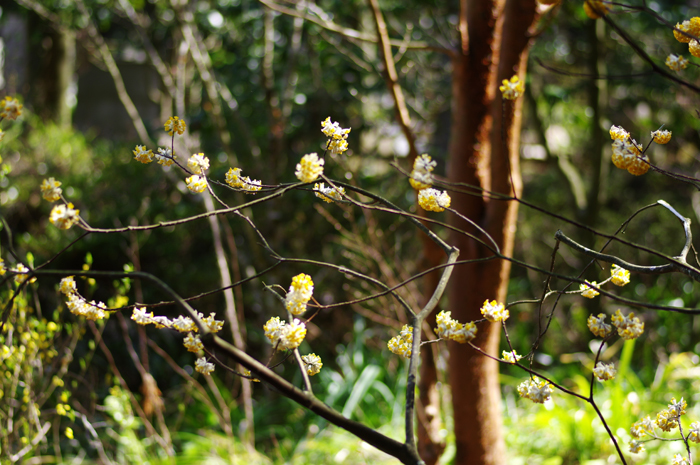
[1,0,700,464]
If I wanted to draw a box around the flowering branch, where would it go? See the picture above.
[601,14,700,94]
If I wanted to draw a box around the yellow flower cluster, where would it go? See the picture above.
[409,154,437,190]
[690,40,700,58]
[609,125,629,140]
[164,116,187,136]
[263,317,307,351]
[313,182,345,203]
[611,138,645,173]
[133,145,154,164]
[580,281,600,299]
[132,117,184,166]
[630,415,654,439]
[665,54,689,72]
[499,75,525,100]
[628,158,650,177]
[225,167,262,193]
[583,0,610,19]
[242,178,261,193]
[40,178,76,231]
[628,440,643,454]
[0,96,23,120]
[387,324,413,359]
[480,299,509,323]
[295,153,325,183]
[669,397,687,416]
[501,350,522,364]
[0,97,19,145]
[183,333,203,353]
[593,361,616,381]
[609,125,650,176]
[59,276,77,295]
[579,265,630,300]
[41,178,62,202]
[689,422,700,443]
[418,188,451,212]
[435,310,477,344]
[302,353,323,376]
[130,304,222,375]
[587,313,612,338]
[131,308,170,328]
[195,357,215,375]
[651,129,672,145]
[133,145,176,167]
[225,167,243,186]
[656,408,680,432]
[674,17,700,42]
[610,264,630,286]
[517,376,553,404]
[186,175,207,193]
[187,153,210,174]
[285,273,314,316]
[611,309,644,340]
[61,276,107,321]
[131,307,224,334]
[672,17,700,62]
[321,117,351,157]
[12,263,36,285]
[156,147,176,166]
[50,203,81,230]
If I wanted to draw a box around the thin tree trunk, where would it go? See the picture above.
[416,253,445,464]
[28,14,75,127]
[363,0,443,459]
[203,193,255,448]
[447,1,538,464]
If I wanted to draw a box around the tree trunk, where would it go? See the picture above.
[417,244,446,464]
[28,13,75,127]
[447,1,538,464]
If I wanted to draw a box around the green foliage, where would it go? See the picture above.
[0,290,80,461]
[503,347,700,465]
[174,431,272,465]
[287,426,400,465]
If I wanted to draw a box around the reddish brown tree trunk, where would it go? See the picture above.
[417,242,446,464]
[447,1,538,464]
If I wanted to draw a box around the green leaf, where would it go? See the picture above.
[342,365,380,419]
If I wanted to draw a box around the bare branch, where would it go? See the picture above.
[115,0,177,94]
[75,0,154,145]
[367,0,419,160]
[257,0,451,55]
[554,229,700,282]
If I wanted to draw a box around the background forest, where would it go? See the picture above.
[2,0,700,464]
